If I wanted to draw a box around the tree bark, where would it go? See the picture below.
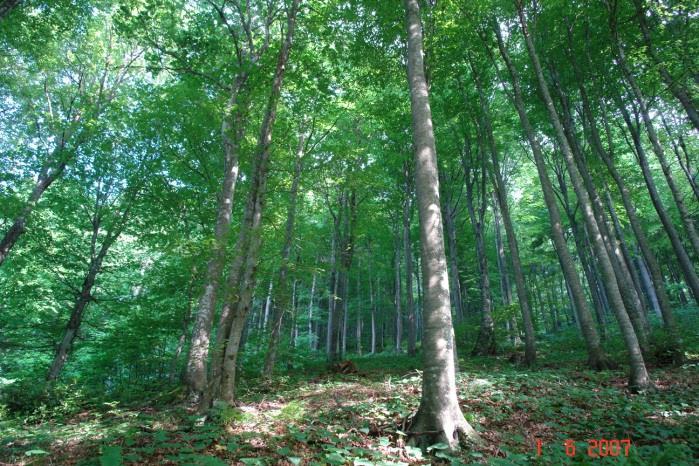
[209,0,300,405]
[606,2,699,260]
[394,238,403,353]
[470,59,535,364]
[548,63,650,354]
[579,79,682,346]
[403,0,478,449]
[518,0,650,391]
[494,19,610,370]
[443,197,465,323]
[615,94,699,305]
[403,162,417,356]
[0,120,80,267]
[464,139,496,357]
[262,127,305,378]
[631,0,699,131]
[370,275,376,354]
[184,74,249,404]
[308,270,316,350]
[47,190,131,380]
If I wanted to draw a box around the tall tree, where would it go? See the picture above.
[403,0,478,449]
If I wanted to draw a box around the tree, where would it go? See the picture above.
[403,0,479,449]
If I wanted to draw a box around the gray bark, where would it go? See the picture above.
[494,19,610,370]
[403,162,417,355]
[404,0,478,449]
[210,0,300,405]
[607,2,699,260]
[518,1,650,390]
[184,74,249,404]
[470,59,535,364]
[262,127,305,377]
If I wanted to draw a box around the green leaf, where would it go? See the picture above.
[25,449,49,456]
[240,458,267,466]
[100,446,123,466]
[426,442,449,451]
[405,445,423,459]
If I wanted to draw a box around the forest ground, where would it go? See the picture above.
[1,309,698,465]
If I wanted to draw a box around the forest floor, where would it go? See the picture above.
[2,313,699,465]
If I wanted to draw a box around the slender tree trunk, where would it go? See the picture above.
[184,74,248,403]
[615,95,699,304]
[262,128,305,378]
[308,271,316,349]
[326,233,338,356]
[0,122,79,267]
[341,272,349,357]
[471,60,535,363]
[403,163,417,356]
[492,193,521,346]
[355,269,362,355]
[660,113,699,202]
[170,267,197,382]
[404,0,478,449]
[47,212,125,380]
[394,239,403,353]
[636,254,661,318]
[370,275,376,354]
[263,280,273,330]
[495,20,610,370]
[607,3,699,259]
[631,0,699,131]
[209,1,299,405]
[518,1,650,390]
[549,64,650,353]
[443,198,465,323]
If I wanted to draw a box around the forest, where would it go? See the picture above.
[0,0,698,464]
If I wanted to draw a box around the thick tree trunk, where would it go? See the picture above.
[403,0,478,449]
[185,75,248,404]
[262,129,305,378]
[495,19,610,370]
[518,1,650,390]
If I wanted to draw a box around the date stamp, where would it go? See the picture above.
[535,438,633,457]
